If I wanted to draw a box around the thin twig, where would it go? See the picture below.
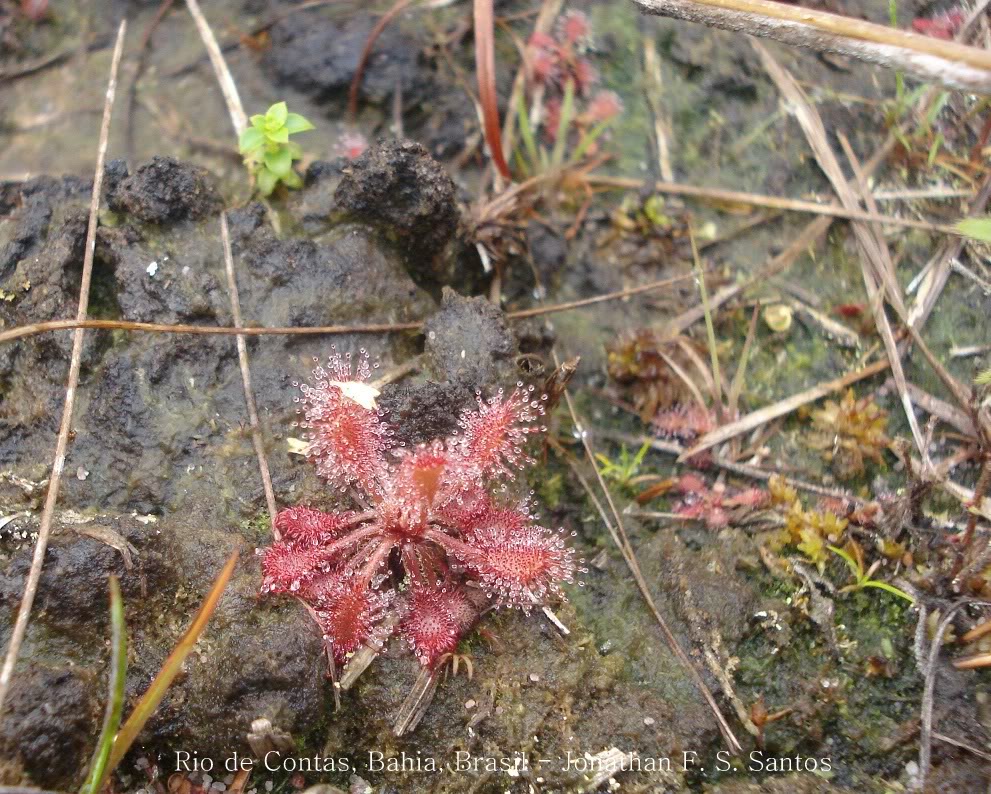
[932,731,991,762]
[680,358,891,460]
[0,273,696,346]
[508,272,695,318]
[664,214,833,338]
[586,175,962,236]
[220,213,280,539]
[909,172,991,329]
[347,0,418,119]
[643,34,674,182]
[552,411,743,753]
[126,0,177,162]
[597,428,863,504]
[185,0,247,134]
[0,318,422,345]
[918,600,991,790]
[0,20,127,719]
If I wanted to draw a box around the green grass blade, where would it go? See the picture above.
[689,228,722,408]
[923,91,949,132]
[105,550,240,772]
[827,544,861,580]
[516,92,539,174]
[81,577,127,794]
[888,0,904,106]
[955,216,991,243]
[550,79,575,169]
[568,118,612,166]
[861,580,916,603]
[513,149,532,178]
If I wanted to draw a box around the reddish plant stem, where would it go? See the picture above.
[347,0,417,119]
[474,0,512,179]
[312,520,381,562]
[356,539,395,588]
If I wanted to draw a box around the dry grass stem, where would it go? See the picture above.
[752,40,925,456]
[220,214,280,539]
[679,359,891,461]
[0,20,127,719]
[586,175,959,235]
[0,273,697,346]
[185,0,248,134]
[634,0,991,91]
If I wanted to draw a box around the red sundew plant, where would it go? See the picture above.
[652,403,715,444]
[911,9,964,40]
[529,11,598,95]
[673,473,767,530]
[258,349,581,671]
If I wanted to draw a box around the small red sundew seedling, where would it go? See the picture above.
[528,10,599,95]
[258,348,583,676]
[334,131,368,160]
[673,473,767,530]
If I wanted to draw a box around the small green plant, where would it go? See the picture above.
[514,81,618,178]
[238,102,315,196]
[828,542,915,603]
[595,441,651,488]
[78,552,238,793]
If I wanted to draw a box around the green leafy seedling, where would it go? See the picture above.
[595,441,651,489]
[238,102,315,196]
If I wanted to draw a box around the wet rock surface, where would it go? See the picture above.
[99,225,229,324]
[265,10,425,108]
[378,380,476,447]
[0,175,90,278]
